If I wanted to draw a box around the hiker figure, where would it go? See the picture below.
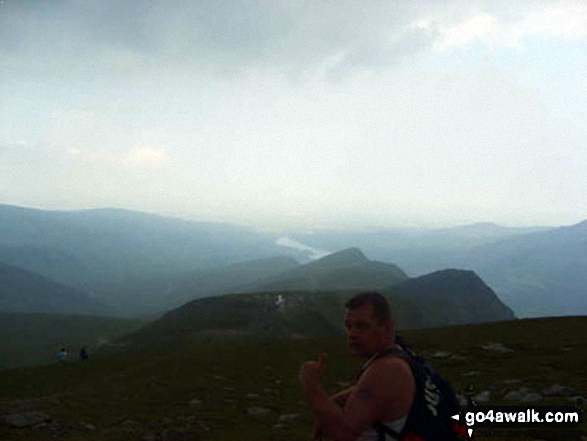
[299,291,468,441]
[57,348,68,363]
[80,346,89,361]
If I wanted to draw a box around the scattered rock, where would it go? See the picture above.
[273,423,286,429]
[83,423,96,431]
[188,399,202,406]
[3,411,51,428]
[278,413,300,423]
[503,388,543,403]
[456,394,468,407]
[461,371,481,377]
[212,375,225,380]
[246,393,260,399]
[157,427,195,441]
[567,396,587,405]
[46,421,73,439]
[186,416,210,432]
[541,383,578,397]
[247,407,272,416]
[501,379,523,385]
[120,419,143,434]
[433,351,451,359]
[481,342,514,353]
[473,391,491,403]
[450,355,468,362]
[336,381,351,388]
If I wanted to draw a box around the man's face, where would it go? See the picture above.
[344,303,391,357]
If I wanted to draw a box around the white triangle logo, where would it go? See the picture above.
[468,428,473,437]
[451,414,460,421]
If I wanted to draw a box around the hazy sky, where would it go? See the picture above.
[1,0,586,229]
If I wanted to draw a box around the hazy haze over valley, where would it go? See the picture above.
[1,0,586,230]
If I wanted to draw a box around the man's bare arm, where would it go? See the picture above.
[304,362,393,441]
[331,387,355,407]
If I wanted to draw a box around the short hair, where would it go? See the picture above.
[344,291,391,324]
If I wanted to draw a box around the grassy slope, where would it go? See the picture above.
[0,312,146,370]
[0,317,585,440]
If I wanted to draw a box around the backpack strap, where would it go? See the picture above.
[373,421,401,441]
[358,346,410,379]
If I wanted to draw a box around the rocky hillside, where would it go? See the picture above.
[110,273,515,352]
[388,269,516,327]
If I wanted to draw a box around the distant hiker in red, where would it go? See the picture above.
[299,291,468,441]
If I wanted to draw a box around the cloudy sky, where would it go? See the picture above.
[1,0,586,229]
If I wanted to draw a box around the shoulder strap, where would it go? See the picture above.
[358,347,411,378]
[372,421,401,441]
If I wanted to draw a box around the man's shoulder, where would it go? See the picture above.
[360,354,414,387]
[370,353,412,373]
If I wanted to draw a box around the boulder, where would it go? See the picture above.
[433,351,451,359]
[247,407,271,416]
[278,413,300,423]
[3,412,50,428]
[503,388,543,403]
[481,342,514,353]
[473,391,491,403]
[541,384,578,397]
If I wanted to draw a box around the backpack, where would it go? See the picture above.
[360,337,470,441]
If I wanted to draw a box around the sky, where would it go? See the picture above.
[1,0,586,230]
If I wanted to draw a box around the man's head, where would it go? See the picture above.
[344,291,395,357]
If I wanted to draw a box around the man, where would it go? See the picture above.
[299,292,415,441]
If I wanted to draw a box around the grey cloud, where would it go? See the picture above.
[1,0,435,76]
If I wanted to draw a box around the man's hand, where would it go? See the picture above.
[299,353,328,392]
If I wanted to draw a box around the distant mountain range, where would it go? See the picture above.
[1,204,584,318]
[0,204,287,289]
[288,221,587,317]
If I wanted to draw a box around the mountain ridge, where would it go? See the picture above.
[0,261,112,316]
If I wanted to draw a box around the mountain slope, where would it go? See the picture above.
[0,262,112,315]
[240,248,408,293]
[0,204,287,290]
[388,269,516,327]
[111,269,515,351]
[0,312,145,370]
[450,220,587,317]
[93,256,300,316]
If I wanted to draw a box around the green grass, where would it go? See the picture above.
[0,317,586,440]
[0,312,147,370]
